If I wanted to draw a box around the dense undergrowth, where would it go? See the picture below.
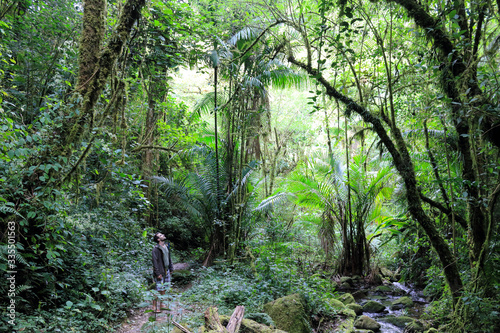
[0,205,154,332]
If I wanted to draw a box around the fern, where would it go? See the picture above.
[0,244,30,267]
[0,204,25,220]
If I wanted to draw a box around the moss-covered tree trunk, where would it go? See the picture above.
[287,55,464,304]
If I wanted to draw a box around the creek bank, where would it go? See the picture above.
[329,271,432,333]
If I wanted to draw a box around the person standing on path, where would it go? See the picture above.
[152,232,173,313]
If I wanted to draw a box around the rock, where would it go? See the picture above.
[347,303,363,315]
[326,298,347,312]
[380,316,415,328]
[354,315,381,331]
[245,313,275,327]
[363,300,386,313]
[340,282,352,289]
[337,315,355,332]
[173,262,191,270]
[341,308,357,318]
[220,315,286,333]
[263,294,311,333]
[391,296,414,310]
[171,269,195,285]
[354,330,375,333]
[338,293,356,305]
[340,276,353,285]
[374,285,393,293]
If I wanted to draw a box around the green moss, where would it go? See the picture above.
[354,315,381,331]
[362,300,385,313]
[346,303,363,315]
[339,293,356,305]
[391,296,414,309]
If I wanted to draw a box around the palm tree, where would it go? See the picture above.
[154,146,258,266]
[262,153,393,275]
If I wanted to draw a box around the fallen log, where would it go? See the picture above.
[205,307,229,332]
[227,305,245,333]
[203,306,245,333]
[172,320,193,333]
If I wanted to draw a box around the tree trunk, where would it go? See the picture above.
[287,55,464,304]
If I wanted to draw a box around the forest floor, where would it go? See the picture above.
[114,263,196,333]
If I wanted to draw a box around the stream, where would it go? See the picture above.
[353,282,428,333]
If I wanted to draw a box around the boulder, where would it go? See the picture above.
[346,303,363,315]
[263,294,311,333]
[326,298,347,312]
[245,313,275,327]
[362,300,385,313]
[173,262,191,270]
[354,315,381,331]
[340,282,352,289]
[391,296,414,310]
[338,293,356,305]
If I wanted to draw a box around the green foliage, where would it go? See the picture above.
[0,204,151,332]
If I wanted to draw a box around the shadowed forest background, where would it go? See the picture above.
[0,0,499,332]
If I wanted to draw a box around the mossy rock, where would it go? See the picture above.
[340,276,353,285]
[374,285,392,293]
[354,330,375,333]
[246,313,275,327]
[354,315,381,331]
[346,303,363,315]
[362,300,385,313]
[263,293,311,333]
[340,282,352,289]
[171,269,194,285]
[391,296,414,310]
[380,316,414,328]
[337,315,355,332]
[220,315,286,333]
[325,298,347,312]
[338,293,356,305]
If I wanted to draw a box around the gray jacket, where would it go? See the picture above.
[152,244,173,278]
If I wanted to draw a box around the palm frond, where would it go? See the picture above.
[255,192,296,213]
[229,27,263,46]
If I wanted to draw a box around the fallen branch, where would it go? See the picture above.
[203,306,245,333]
[172,320,193,333]
[227,305,245,333]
